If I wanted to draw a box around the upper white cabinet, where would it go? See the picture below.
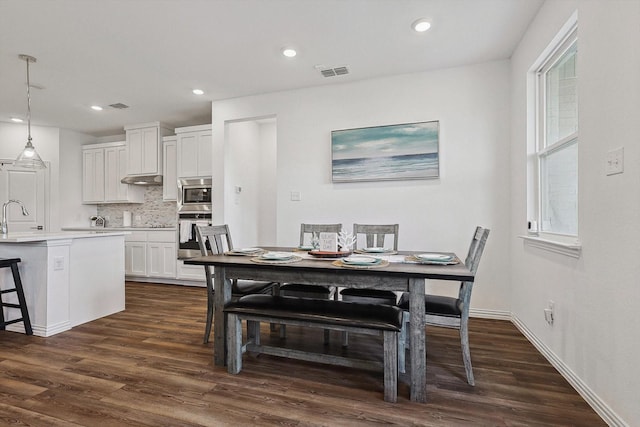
[162,136,178,201]
[82,142,144,204]
[124,122,172,176]
[176,124,212,178]
[82,147,105,203]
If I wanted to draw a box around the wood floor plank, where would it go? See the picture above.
[0,282,606,426]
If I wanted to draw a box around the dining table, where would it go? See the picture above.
[185,248,474,402]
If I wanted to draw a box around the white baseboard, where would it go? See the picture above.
[470,308,511,320]
[6,320,71,337]
[511,315,627,427]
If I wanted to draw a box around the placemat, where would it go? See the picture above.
[331,259,390,269]
[353,249,398,255]
[250,255,303,264]
[404,255,459,265]
[225,249,265,256]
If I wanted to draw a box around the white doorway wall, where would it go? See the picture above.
[224,117,277,247]
[0,161,50,232]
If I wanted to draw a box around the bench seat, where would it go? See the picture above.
[224,295,403,402]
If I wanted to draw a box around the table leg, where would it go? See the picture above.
[213,266,232,366]
[409,277,426,402]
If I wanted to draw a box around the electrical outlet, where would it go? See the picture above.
[290,191,301,201]
[54,256,65,271]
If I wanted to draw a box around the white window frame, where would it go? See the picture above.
[522,13,581,258]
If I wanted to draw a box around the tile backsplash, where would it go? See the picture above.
[97,186,177,227]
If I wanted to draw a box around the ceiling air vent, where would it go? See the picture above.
[108,103,129,109]
[318,65,350,78]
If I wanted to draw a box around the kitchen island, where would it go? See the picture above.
[0,231,127,336]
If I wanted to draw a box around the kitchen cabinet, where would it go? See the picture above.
[124,122,172,176]
[162,136,178,201]
[82,147,104,203]
[125,230,176,279]
[82,142,144,204]
[177,259,205,281]
[176,124,212,178]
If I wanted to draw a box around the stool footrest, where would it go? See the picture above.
[0,258,32,335]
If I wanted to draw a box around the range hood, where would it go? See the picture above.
[120,174,163,186]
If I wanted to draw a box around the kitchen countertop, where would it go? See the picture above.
[63,226,177,232]
[0,230,130,243]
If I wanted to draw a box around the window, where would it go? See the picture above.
[535,26,578,236]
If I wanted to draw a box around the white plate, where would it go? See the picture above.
[234,247,262,253]
[260,252,293,260]
[342,255,380,265]
[415,253,453,262]
[362,247,387,253]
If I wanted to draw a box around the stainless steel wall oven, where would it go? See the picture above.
[177,212,212,260]
[177,178,212,259]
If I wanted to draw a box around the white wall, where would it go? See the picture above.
[0,122,95,231]
[510,1,640,425]
[224,119,278,247]
[225,121,261,247]
[59,128,97,227]
[257,120,277,245]
[212,60,512,314]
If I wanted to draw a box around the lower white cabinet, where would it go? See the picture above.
[125,241,147,276]
[125,230,176,279]
[177,259,205,281]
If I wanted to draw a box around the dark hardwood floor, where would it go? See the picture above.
[0,282,605,426]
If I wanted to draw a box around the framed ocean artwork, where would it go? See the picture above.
[331,120,439,183]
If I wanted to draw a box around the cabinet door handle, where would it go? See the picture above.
[30,225,44,230]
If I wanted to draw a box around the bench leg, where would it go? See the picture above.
[383,330,398,403]
[247,320,260,346]
[227,313,242,374]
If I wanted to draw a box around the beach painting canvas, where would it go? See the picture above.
[331,120,439,182]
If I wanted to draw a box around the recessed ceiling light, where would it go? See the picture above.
[282,48,297,58]
[10,117,23,123]
[412,19,432,32]
[192,89,204,95]
[91,105,103,111]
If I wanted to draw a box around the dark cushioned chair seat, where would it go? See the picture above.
[279,283,331,296]
[225,295,403,331]
[232,280,275,296]
[341,288,397,305]
[398,293,462,318]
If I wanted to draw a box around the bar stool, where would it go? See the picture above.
[0,258,33,335]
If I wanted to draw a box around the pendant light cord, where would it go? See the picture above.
[25,56,33,145]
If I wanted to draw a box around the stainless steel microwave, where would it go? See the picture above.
[178,178,212,213]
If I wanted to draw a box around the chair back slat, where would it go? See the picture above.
[196,224,234,255]
[458,226,490,303]
[353,224,399,250]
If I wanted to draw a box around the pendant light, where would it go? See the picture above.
[14,54,46,169]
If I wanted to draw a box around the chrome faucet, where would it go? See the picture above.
[1,200,29,235]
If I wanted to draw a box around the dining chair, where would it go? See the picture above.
[278,223,342,342]
[339,224,399,346]
[279,223,343,299]
[196,224,276,344]
[397,226,490,385]
[340,224,399,304]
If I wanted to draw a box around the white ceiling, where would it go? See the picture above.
[0,0,543,137]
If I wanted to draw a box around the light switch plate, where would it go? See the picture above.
[290,191,301,201]
[606,147,624,175]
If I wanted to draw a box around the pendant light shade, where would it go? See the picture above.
[14,54,46,169]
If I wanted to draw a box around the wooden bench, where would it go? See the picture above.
[224,294,404,402]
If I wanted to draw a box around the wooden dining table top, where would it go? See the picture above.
[185,248,474,283]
